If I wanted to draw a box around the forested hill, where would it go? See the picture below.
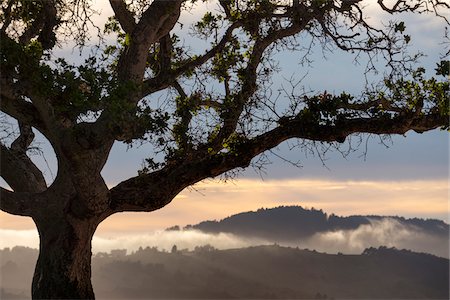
[94,246,448,299]
[178,206,449,241]
[1,245,448,299]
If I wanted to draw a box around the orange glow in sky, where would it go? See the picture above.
[1,178,447,235]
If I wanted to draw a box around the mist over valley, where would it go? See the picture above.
[1,206,449,299]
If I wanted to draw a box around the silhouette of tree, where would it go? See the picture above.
[0,0,448,298]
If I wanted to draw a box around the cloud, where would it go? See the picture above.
[1,178,448,235]
[294,218,449,258]
[87,177,449,237]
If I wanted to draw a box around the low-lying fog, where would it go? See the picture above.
[1,217,448,258]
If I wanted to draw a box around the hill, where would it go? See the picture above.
[180,206,449,241]
[1,245,448,299]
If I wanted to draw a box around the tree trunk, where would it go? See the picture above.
[32,215,98,299]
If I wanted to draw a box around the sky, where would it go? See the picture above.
[0,0,448,251]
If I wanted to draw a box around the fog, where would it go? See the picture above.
[1,217,448,299]
[1,217,447,258]
[299,218,449,258]
[92,230,262,253]
[100,218,448,258]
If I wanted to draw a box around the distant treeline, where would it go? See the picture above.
[1,245,449,299]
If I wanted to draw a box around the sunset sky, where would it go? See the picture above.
[0,0,448,250]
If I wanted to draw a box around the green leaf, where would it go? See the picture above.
[404,35,411,44]
[435,61,449,77]
[394,22,406,33]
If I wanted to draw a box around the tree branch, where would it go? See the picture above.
[0,187,39,216]
[1,123,47,193]
[116,0,182,83]
[212,14,313,149]
[142,21,241,97]
[377,0,419,14]
[0,94,46,134]
[18,0,58,49]
[0,0,14,33]
[95,1,184,142]
[109,0,136,33]
[11,122,34,152]
[108,105,446,214]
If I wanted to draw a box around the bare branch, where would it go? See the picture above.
[212,14,314,148]
[377,0,420,14]
[142,21,243,97]
[174,21,242,76]
[377,0,449,23]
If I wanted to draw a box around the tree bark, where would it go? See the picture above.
[32,214,99,299]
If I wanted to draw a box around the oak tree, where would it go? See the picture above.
[1,0,449,299]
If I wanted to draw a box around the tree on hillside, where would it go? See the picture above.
[0,0,448,299]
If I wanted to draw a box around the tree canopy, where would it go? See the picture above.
[1,0,448,214]
[0,0,449,299]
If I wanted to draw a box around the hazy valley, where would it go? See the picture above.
[1,206,449,299]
